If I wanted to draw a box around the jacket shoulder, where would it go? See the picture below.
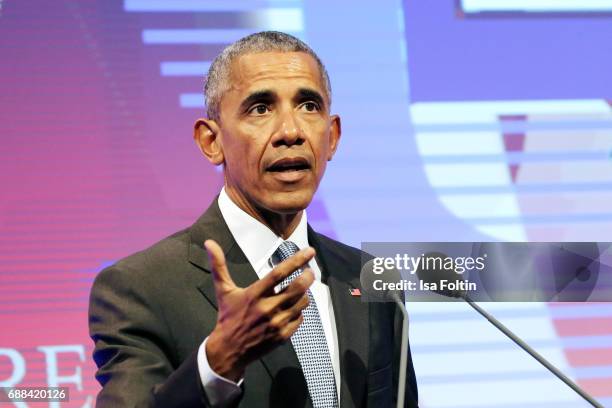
[91,227,193,295]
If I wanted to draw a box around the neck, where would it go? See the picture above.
[224,186,303,239]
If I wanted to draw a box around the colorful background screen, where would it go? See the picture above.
[2,0,612,406]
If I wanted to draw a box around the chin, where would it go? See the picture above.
[263,190,314,214]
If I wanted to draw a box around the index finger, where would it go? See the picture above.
[251,247,315,297]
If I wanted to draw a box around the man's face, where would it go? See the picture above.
[213,51,340,215]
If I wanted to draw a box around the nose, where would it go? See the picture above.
[272,110,304,147]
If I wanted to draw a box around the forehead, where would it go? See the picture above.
[228,51,325,95]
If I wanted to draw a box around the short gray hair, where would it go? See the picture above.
[204,31,332,122]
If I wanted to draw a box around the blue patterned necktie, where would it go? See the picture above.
[271,241,339,408]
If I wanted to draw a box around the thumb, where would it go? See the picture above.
[204,239,236,295]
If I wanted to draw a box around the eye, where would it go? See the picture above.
[248,104,270,116]
[301,101,319,112]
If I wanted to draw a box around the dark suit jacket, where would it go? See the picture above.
[89,200,419,407]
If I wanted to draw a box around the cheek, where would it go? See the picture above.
[225,130,268,172]
[310,129,332,161]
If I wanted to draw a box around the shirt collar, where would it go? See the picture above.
[217,187,311,276]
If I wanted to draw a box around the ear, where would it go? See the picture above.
[326,114,342,161]
[194,118,224,166]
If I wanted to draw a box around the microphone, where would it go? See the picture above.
[416,252,603,408]
[360,259,411,408]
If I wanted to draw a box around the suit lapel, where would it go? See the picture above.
[187,199,306,398]
[308,227,370,408]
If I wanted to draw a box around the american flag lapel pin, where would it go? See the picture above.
[349,288,361,296]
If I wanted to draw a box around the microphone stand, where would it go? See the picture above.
[394,297,409,408]
[463,294,603,408]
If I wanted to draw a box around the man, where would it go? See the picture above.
[89,31,418,407]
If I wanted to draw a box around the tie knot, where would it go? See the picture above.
[271,241,302,289]
[273,240,300,263]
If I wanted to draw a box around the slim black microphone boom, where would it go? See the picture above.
[416,252,603,408]
[395,295,409,408]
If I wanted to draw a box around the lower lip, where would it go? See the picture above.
[267,169,310,182]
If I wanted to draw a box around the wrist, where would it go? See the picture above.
[206,330,245,382]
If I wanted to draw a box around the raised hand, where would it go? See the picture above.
[204,239,315,381]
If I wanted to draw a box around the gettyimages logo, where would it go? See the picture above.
[371,253,486,275]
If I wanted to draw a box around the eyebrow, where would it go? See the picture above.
[239,90,276,113]
[294,88,326,110]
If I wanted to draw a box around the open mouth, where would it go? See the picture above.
[266,157,311,173]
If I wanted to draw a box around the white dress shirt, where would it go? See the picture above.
[197,188,340,406]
